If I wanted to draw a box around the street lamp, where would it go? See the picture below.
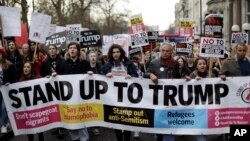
[242,23,250,33]
[231,24,240,32]
[242,23,250,44]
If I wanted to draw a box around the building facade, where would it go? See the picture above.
[174,0,250,46]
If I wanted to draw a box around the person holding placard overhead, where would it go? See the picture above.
[101,44,138,141]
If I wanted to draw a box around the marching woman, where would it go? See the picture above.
[19,61,44,141]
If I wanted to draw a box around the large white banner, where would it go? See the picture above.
[0,6,21,37]
[1,75,250,136]
[29,13,51,43]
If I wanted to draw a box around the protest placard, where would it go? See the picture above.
[29,13,51,43]
[102,34,130,56]
[130,14,145,33]
[200,37,225,58]
[179,28,193,37]
[231,32,248,44]
[0,6,21,37]
[48,24,56,36]
[56,26,66,33]
[204,14,223,38]
[131,31,149,48]
[176,42,193,56]
[45,31,67,51]
[147,31,159,43]
[66,24,81,42]
[80,30,102,47]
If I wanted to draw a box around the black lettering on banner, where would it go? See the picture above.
[179,85,193,105]
[128,83,143,104]
[149,85,163,105]
[80,80,94,99]
[103,105,154,127]
[33,85,48,106]
[214,84,228,104]
[194,84,213,104]
[114,82,128,102]
[46,81,60,101]
[19,87,32,107]
[59,81,73,101]
[95,80,108,99]
[8,89,21,108]
[164,85,177,106]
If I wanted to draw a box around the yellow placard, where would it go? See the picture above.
[179,21,193,28]
[59,103,104,123]
[130,16,143,25]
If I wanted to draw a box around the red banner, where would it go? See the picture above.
[15,23,28,48]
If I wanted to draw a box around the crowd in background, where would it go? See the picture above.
[0,40,250,141]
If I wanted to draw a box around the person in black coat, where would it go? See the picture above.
[60,42,90,141]
[60,43,90,75]
[40,45,64,77]
[6,40,23,82]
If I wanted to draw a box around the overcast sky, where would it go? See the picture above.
[129,0,179,31]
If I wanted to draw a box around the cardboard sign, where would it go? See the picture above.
[176,42,193,55]
[179,28,193,37]
[130,14,145,33]
[200,37,225,58]
[80,30,102,47]
[29,13,51,43]
[56,26,66,33]
[0,6,21,37]
[147,31,159,43]
[131,31,149,48]
[231,32,248,44]
[48,24,56,36]
[45,31,67,51]
[179,21,193,28]
[66,24,81,42]
[130,14,143,25]
[204,14,223,38]
[102,34,130,56]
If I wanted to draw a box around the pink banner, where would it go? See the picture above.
[14,105,61,129]
[208,108,250,128]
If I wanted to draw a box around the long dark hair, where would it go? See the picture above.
[194,57,208,70]
[107,44,128,62]
[22,61,35,77]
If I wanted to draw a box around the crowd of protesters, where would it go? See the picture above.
[0,39,250,141]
